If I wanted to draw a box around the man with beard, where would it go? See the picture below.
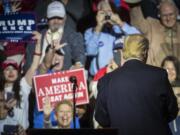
[84,0,140,76]
[25,1,85,72]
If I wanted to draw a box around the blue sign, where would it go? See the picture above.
[0,12,36,42]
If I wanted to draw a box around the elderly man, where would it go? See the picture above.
[95,34,178,135]
[129,0,180,67]
[25,1,85,72]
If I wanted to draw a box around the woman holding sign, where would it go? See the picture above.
[0,31,42,134]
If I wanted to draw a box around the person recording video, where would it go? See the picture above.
[84,0,140,76]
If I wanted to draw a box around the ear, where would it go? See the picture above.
[142,50,148,62]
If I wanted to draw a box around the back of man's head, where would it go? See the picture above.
[123,34,149,62]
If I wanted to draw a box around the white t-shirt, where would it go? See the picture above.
[0,77,31,132]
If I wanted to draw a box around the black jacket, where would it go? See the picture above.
[95,59,178,135]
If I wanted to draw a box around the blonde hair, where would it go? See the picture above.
[55,100,73,113]
[123,34,149,60]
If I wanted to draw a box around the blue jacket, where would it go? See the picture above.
[84,23,140,75]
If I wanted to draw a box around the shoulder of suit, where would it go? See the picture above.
[103,67,121,79]
[145,64,167,75]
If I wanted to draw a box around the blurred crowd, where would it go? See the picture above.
[0,0,180,134]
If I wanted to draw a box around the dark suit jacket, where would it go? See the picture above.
[95,59,178,135]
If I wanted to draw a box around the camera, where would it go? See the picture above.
[105,15,111,20]
[6,92,14,117]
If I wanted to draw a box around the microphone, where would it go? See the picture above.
[69,76,77,84]
[69,75,78,129]
[69,76,78,88]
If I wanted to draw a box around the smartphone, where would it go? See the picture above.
[6,92,14,101]
[3,125,18,134]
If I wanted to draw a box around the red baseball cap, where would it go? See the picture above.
[1,59,19,70]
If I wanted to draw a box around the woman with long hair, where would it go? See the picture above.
[0,31,42,134]
[161,56,180,135]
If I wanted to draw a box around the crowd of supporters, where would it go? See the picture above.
[0,0,180,135]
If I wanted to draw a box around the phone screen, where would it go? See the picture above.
[6,92,14,101]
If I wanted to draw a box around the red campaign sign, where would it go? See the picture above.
[33,68,89,111]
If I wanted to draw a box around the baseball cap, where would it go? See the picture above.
[47,1,66,19]
[1,59,19,70]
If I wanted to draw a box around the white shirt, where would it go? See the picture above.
[0,77,31,132]
[40,27,64,63]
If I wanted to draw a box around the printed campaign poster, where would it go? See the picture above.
[33,68,89,111]
[0,12,36,42]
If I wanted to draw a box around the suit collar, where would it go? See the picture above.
[123,59,144,67]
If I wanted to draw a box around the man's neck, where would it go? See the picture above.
[125,57,142,62]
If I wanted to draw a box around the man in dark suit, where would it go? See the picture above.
[95,34,178,135]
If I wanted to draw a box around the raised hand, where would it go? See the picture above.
[52,40,67,51]
[11,0,22,12]
[43,96,53,120]
[108,13,124,27]
[32,31,42,44]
